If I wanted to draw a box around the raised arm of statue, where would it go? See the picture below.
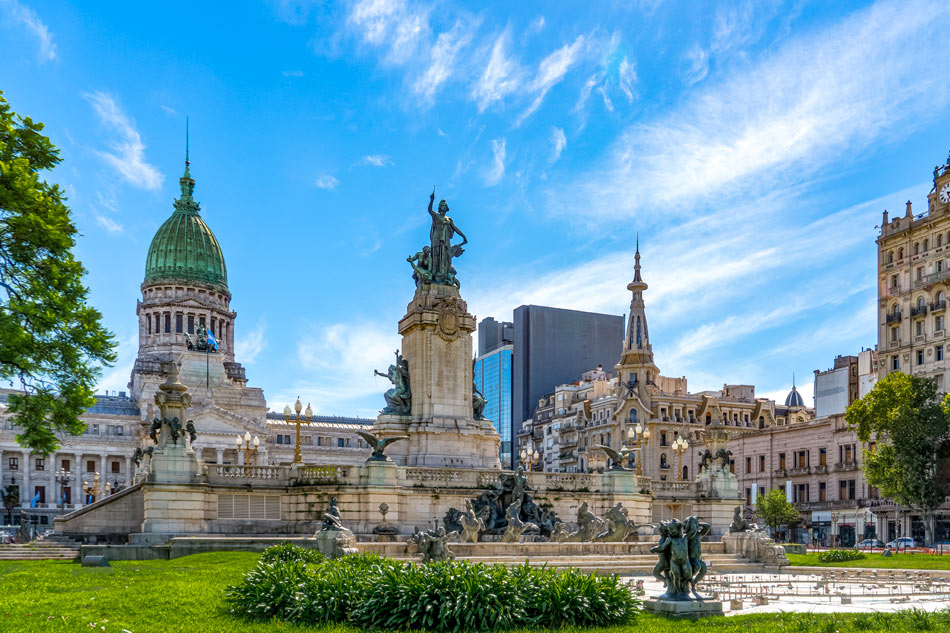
[428,188,436,218]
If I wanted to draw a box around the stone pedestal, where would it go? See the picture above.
[359,460,400,487]
[148,443,201,484]
[316,528,357,559]
[602,470,640,494]
[643,599,723,617]
[377,284,500,469]
[722,531,790,566]
[139,483,209,536]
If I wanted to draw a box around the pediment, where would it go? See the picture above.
[187,405,264,436]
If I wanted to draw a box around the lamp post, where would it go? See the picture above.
[831,511,840,548]
[520,445,539,472]
[627,422,651,476]
[82,472,103,505]
[54,468,72,513]
[673,436,690,481]
[283,397,313,464]
[236,432,260,472]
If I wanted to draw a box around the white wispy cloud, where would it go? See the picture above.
[552,0,950,221]
[359,154,394,167]
[683,46,709,86]
[413,19,474,102]
[516,34,588,125]
[236,317,267,364]
[83,91,164,191]
[472,29,523,112]
[550,127,566,162]
[2,0,56,61]
[94,215,123,234]
[315,173,340,190]
[617,56,636,102]
[160,104,176,116]
[484,137,506,186]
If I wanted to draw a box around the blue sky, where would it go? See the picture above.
[2,0,949,418]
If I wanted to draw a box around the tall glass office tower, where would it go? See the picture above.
[474,344,513,468]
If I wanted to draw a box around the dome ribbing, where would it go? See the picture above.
[144,160,228,291]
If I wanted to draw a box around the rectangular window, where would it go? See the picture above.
[276,435,283,444]
[317,437,322,446]
[284,435,291,444]
[778,453,786,469]
[62,459,70,471]
[35,458,44,471]
[938,346,944,362]
[176,313,183,333]
[745,457,751,474]
[154,315,160,333]
[892,356,899,371]
[111,461,120,474]
[303,436,312,445]
[9,457,19,470]
[937,316,945,332]
[337,438,344,448]
[819,482,827,501]
[917,350,925,365]
[188,315,195,334]
[199,316,206,328]
[891,326,899,341]
[63,486,72,505]
[917,320,925,336]
[86,460,95,473]
[759,455,765,472]
[164,312,171,334]
[211,318,216,336]
[819,447,827,465]
[745,488,751,505]
[35,486,45,504]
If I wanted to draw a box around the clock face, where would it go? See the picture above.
[941,182,950,204]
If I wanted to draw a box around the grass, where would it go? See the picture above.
[787,552,950,570]
[0,552,948,632]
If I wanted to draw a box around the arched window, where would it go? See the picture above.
[918,296,927,309]
[888,250,894,264]
[682,465,688,480]
[899,247,905,259]
[924,239,930,252]
[660,453,668,468]
[939,291,946,303]
[915,243,920,255]
[629,409,638,423]
[939,235,944,248]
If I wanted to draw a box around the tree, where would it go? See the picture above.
[846,371,950,545]
[0,92,116,454]
[756,488,800,541]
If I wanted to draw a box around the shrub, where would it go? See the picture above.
[226,550,639,631]
[817,548,866,563]
[258,542,324,565]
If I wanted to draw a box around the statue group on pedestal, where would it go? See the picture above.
[184,324,217,352]
[407,189,467,288]
[408,525,458,563]
[443,468,562,541]
[317,496,358,559]
[650,516,710,601]
[561,501,639,543]
[375,350,411,415]
[699,448,732,473]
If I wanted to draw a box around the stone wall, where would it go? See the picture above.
[53,483,145,543]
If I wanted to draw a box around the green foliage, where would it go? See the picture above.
[786,552,950,570]
[755,488,800,530]
[227,552,638,631]
[817,549,866,563]
[845,372,950,541]
[257,542,324,565]
[0,92,116,454]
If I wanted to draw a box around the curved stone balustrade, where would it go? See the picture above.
[213,465,285,480]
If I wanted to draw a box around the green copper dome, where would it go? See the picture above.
[144,161,228,292]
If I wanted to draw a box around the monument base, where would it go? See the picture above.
[148,443,201,484]
[643,598,723,618]
[316,528,358,559]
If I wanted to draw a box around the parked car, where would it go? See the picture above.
[885,537,917,549]
[856,538,885,549]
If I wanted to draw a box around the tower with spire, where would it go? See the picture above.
[615,237,660,393]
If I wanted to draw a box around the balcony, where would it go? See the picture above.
[932,300,947,312]
[834,461,858,472]
[773,468,788,477]
[885,285,903,297]
[911,305,929,317]
[813,464,829,474]
[916,267,950,289]
[796,499,861,511]
[788,466,811,476]
[885,312,903,324]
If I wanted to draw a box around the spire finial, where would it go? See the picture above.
[176,118,196,209]
[633,233,643,283]
[185,116,190,167]
[792,372,796,389]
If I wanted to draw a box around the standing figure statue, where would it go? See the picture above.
[426,188,467,286]
[374,350,411,415]
[685,515,710,596]
[459,499,485,543]
[649,516,710,601]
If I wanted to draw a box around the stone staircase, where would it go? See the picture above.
[0,535,81,561]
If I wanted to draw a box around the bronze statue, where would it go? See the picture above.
[374,350,411,415]
[459,499,484,543]
[322,496,344,531]
[593,445,630,472]
[407,246,433,286]
[650,516,711,601]
[355,430,409,462]
[424,188,467,287]
[729,506,750,532]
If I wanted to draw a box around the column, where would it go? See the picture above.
[216,448,224,465]
[0,449,4,497]
[21,450,30,507]
[125,455,132,487]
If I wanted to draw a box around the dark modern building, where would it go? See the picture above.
[475,317,515,468]
[511,305,624,464]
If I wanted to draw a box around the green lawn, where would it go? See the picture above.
[787,552,950,570]
[0,552,948,633]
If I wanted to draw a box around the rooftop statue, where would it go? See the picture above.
[374,350,411,415]
[407,188,468,287]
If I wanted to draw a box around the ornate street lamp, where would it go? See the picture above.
[284,397,313,464]
[82,472,103,505]
[54,468,72,513]
[520,444,539,472]
[236,432,260,471]
[627,422,651,476]
[673,436,690,481]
